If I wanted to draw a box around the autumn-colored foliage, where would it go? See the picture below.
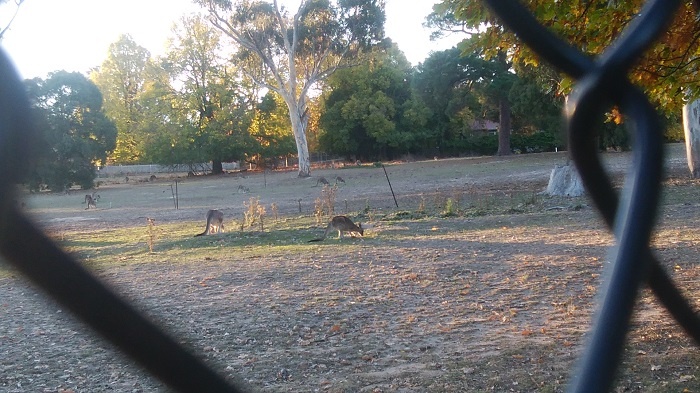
[433,1,700,113]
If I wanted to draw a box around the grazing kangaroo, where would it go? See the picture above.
[334,176,345,185]
[237,184,250,193]
[195,209,225,236]
[316,176,330,186]
[82,192,100,209]
[308,215,363,242]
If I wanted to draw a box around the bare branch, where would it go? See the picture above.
[0,0,25,40]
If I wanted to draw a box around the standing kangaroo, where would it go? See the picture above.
[308,216,363,242]
[82,192,100,209]
[195,209,225,236]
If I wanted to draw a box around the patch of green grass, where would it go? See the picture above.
[35,212,374,269]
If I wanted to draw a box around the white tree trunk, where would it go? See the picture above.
[290,111,311,178]
[544,163,585,197]
[280,91,311,177]
[682,99,700,178]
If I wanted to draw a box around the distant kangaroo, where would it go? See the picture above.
[82,192,100,210]
[308,215,364,242]
[195,209,225,237]
[316,176,330,186]
[334,176,345,185]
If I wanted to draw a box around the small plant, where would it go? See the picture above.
[363,198,371,214]
[442,198,458,217]
[271,203,279,221]
[314,197,324,225]
[257,204,266,231]
[321,184,337,216]
[243,197,264,229]
[313,185,338,225]
[146,217,156,253]
[417,196,426,215]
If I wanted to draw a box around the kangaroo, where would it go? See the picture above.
[237,184,250,193]
[82,192,100,210]
[316,177,330,187]
[195,209,225,237]
[334,176,345,185]
[308,215,363,242]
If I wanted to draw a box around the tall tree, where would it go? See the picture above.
[144,15,259,172]
[91,35,150,163]
[25,71,117,191]
[415,48,539,156]
[196,0,386,177]
[477,51,515,156]
[319,42,429,160]
[166,14,236,173]
[431,1,700,174]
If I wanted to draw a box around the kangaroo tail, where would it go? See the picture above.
[194,231,206,237]
[307,238,324,242]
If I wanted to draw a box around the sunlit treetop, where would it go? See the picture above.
[430,0,700,113]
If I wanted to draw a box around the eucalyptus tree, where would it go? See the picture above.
[91,35,150,163]
[196,0,386,177]
[25,71,117,191]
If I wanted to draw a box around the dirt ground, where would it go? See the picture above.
[1,144,699,392]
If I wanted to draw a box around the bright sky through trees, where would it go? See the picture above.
[0,0,462,79]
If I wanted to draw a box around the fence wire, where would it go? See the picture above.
[1,1,699,392]
[484,0,700,392]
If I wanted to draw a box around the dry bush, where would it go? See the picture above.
[243,197,265,229]
[314,185,337,224]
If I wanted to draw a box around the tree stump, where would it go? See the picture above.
[544,163,585,197]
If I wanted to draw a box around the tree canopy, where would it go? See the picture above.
[91,35,150,163]
[430,1,700,113]
[319,42,429,160]
[25,71,117,191]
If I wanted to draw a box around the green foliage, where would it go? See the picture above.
[442,198,458,217]
[599,121,631,152]
[511,132,557,154]
[139,15,259,171]
[448,133,498,156]
[319,43,430,160]
[197,0,387,176]
[430,1,700,113]
[508,66,564,140]
[412,48,565,157]
[248,92,296,168]
[25,71,117,192]
[91,35,150,164]
[662,112,684,143]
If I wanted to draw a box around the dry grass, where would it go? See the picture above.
[1,144,699,392]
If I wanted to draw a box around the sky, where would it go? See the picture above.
[0,0,463,80]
